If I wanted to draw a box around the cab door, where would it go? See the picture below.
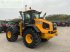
[24,13,31,26]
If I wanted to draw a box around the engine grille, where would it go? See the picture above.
[48,31,56,34]
[43,22,49,29]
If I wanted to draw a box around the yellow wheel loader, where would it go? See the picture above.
[6,9,58,48]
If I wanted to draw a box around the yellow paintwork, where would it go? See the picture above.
[25,34,32,44]
[34,18,58,39]
[19,21,23,35]
[41,31,58,39]
[19,18,58,40]
[7,31,12,38]
[35,19,53,33]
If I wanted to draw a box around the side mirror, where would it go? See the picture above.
[19,11,24,20]
[43,13,46,19]
[19,11,23,18]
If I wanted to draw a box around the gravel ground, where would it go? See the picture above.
[0,27,70,52]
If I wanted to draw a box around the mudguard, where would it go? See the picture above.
[23,25,40,33]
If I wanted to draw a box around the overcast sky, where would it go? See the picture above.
[0,0,70,20]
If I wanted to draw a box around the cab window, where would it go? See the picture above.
[33,13,40,19]
[25,13,31,19]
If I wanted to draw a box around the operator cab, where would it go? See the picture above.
[19,10,41,26]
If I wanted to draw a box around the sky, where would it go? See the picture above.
[0,0,70,20]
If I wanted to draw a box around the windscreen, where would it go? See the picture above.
[33,13,40,19]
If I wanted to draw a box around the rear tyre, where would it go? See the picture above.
[23,28,41,48]
[6,26,18,42]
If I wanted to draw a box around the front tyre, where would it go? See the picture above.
[23,29,41,48]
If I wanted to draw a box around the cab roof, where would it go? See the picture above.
[23,10,41,14]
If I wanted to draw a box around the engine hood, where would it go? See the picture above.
[34,19,52,25]
[34,18,54,33]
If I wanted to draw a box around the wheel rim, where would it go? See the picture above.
[7,31,11,38]
[26,34,33,44]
